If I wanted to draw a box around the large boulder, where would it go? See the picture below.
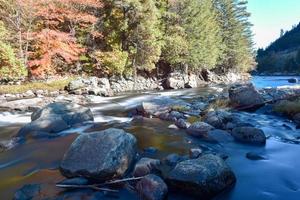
[164,73,186,89]
[60,128,137,181]
[231,127,266,145]
[187,122,215,137]
[166,154,236,199]
[31,102,94,126]
[229,84,264,109]
[136,174,168,200]
[136,102,169,117]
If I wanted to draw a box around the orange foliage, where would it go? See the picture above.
[24,0,103,77]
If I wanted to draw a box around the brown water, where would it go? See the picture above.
[1,80,300,199]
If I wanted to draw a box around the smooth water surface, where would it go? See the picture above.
[0,77,300,199]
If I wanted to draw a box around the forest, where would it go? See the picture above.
[0,0,255,80]
[256,22,300,73]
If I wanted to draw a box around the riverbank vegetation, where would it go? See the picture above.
[0,0,255,81]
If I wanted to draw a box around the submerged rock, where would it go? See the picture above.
[14,184,41,200]
[231,127,266,145]
[246,152,267,160]
[166,154,236,199]
[58,177,89,186]
[136,174,168,200]
[133,158,161,177]
[186,122,215,137]
[60,128,137,181]
[229,84,264,109]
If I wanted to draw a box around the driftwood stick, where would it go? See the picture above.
[98,176,144,186]
[56,184,118,193]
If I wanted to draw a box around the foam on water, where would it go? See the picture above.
[0,112,31,126]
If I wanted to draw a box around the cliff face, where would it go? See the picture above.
[256,23,300,73]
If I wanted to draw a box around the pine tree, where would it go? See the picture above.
[214,0,255,72]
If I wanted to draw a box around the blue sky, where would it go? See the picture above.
[248,0,300,49]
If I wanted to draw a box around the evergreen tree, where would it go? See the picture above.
[214,0,255,72]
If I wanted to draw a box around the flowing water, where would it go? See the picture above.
[1,76,300,199]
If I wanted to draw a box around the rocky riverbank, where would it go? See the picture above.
[5,81,300,199]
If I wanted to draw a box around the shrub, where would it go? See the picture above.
[0,42,27,79]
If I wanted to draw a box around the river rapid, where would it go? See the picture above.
[1,76,300,199]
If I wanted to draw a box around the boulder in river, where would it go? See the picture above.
[60,128,137,181]
[203,110,232,129]
[229,84,264,109]
[175,118,190,129]
[17,116,69,138]
[231,127,266,145]
[166,154,236,199]
[31,102,94,126]
[187,122,215,137]
[288,78,298,83]
[136,174,168,200]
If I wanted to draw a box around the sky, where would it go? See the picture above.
[247,0,300,49]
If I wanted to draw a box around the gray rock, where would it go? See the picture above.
[189,148,202,159]
[204,110,232,129]
[165,74,186,89]
[187,122,215,137]
[175,119,190,129]
[68,78,86,91]
[288,78,298,83]
[31,102,94,126]
[60,128,137,181]
[137,102,169,117]
[166,154,236,198]
[23,90,35,98]
[136,174,168,200]
[206,129,234,143]
[229,84,264,109]
[17,116,69,137]
[133,158,161,177]
[14,184,41,200]
[231,127,266,145]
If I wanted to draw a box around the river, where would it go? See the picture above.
[1,76,300,199]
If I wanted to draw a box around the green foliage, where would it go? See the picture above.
[92,49,129,75]
[256,23,300,73]
[0,21,27,79]
[214,0,255,72]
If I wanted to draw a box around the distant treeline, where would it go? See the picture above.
[0,0,255,79]
[256,23,300,73]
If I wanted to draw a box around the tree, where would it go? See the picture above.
[214,0,255,72]
[0,20,27,79]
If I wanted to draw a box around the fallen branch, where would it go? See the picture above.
[56,184,118,193]
[98,176,144,186]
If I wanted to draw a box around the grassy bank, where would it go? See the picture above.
[0,78,74,94]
